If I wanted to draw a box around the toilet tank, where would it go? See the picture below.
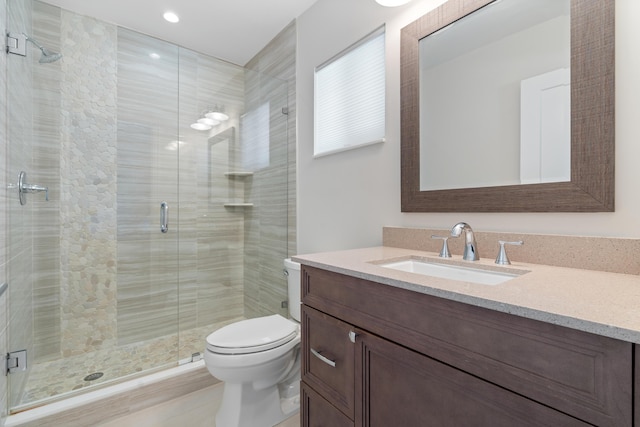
[284,258,301,322]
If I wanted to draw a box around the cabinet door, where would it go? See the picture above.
[636,344,640,427]
[302,305,355,419]
[355,331,591,427]
[302,382,354,427]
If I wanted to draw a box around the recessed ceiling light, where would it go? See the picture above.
[375,0,412,6]
[149,53,161,60]
[163,11,180,23]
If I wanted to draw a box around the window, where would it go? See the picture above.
[241,102,270,171]
[314,26,385,157]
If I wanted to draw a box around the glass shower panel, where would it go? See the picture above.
[176,58,292,361]
[177,50,247,360]
[6,1,181,410]
[6,0,37,411]
[241,69,291,321]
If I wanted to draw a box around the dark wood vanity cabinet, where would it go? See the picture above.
[636,345,640,427]
[300,265,634,427]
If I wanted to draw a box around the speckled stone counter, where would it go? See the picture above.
[293,246,640,344]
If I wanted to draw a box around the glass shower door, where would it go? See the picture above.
[114,28,181,368]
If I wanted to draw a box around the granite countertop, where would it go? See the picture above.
[293,246,640,344]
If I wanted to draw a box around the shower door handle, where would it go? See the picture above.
[160,202,169,233]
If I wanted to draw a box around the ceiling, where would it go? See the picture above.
[39,0,319,65]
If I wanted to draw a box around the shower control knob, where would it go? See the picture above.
[17,171,49,205]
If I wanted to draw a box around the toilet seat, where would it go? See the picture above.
[206,314,298,355]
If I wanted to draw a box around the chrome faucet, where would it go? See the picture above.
[450,222,479,261]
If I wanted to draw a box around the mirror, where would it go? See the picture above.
[420,0,570,191]
[401,0,614,212]
[208,127,236,205]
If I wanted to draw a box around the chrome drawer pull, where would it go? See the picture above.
[349,330,358,343]
[310,348,336,368]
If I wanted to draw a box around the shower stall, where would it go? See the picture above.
[4,0,295,413]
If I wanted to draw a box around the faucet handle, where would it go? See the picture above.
[431,235,451,258]
[495,240,524,265]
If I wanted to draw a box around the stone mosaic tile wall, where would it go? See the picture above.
[59,10,118,357]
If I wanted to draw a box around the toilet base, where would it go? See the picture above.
[215,382,299,427]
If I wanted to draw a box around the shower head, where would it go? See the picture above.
[37,47,62,63]
[23,33,62,63]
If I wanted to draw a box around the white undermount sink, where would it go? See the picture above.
[378,258,520,285]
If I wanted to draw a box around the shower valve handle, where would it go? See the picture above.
[18,171,48,205]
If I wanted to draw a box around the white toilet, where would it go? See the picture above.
[204,258,301,427]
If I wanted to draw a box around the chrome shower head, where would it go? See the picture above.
[38,48,62,63]
[23,33,62,63]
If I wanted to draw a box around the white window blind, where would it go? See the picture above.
[314,26,385,157]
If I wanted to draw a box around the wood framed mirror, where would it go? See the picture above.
[400,0,614,212]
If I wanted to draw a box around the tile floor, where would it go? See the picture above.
[98,382,300,427]
[20,318,242,407]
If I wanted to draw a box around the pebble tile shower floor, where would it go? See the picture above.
[21,318,242,405]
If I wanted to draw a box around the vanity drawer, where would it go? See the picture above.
[301,382,354,427]
[302,265,633,427]
[302,305,355,419]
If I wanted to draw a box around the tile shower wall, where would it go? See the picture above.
[243,21,297,319]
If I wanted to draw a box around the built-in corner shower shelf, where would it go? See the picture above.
[224,172,253,207]
[223,203,254,208]
[224,171,253,177]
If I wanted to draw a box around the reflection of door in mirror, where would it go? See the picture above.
[520,68,570,185]
[418,0,570,191]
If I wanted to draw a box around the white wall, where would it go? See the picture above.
[297,0,640,254]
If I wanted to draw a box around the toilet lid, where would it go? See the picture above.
[206,314,298,355]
